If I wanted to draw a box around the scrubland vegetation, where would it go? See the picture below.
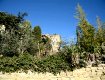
[0,4,105,74]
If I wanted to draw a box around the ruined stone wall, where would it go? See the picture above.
[0,64,105,80]
[45,34,61,54]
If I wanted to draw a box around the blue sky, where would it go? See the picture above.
[0,0,105,41]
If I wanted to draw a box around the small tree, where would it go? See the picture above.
[0,29,19,57]
[0,12,27,56]
[33,26,42,57]
[18,20,32,54]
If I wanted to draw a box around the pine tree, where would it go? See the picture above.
[33,26,42,57]
[75,4,95,53]
[95,16,104,46]
[94,16,105,54]
[33,26,42,41]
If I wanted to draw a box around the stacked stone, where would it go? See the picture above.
[0,64,105,80]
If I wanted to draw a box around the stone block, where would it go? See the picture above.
[102,69,105,73]
[45,72,54,77]
[60,71,67,77]
[70,76,75,80]
[56,73,61,77]
[100,75,105,80]
[66,71,73,77]
[91,77,101,80]
[75,76,87,80]
[83,72,90,78]
[56,77,62,80]
[91,71,97,76]
[75,69,86,75]
[73,71,79,77]
[97,67,103,70]
[96,71,103,76]
[91,67,97,70]
[98,64,105,67]
[85,67,91,72]
[48,77,58,80]
[61,77,71,80]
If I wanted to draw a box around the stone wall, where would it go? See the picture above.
[45,34,61,54]
[0,64,105,80]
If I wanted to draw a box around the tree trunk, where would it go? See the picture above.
[38,42,41,57]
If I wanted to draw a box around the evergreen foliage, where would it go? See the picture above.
[76,4,95,53]
[33,26,42,42]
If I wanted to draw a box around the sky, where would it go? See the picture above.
[0,0,105,41]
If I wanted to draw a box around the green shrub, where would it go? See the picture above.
[78,59,87,68]
[0,49,87,74]
[0,53,35,73]
[0,52,76,74]
[36,54,71,74]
